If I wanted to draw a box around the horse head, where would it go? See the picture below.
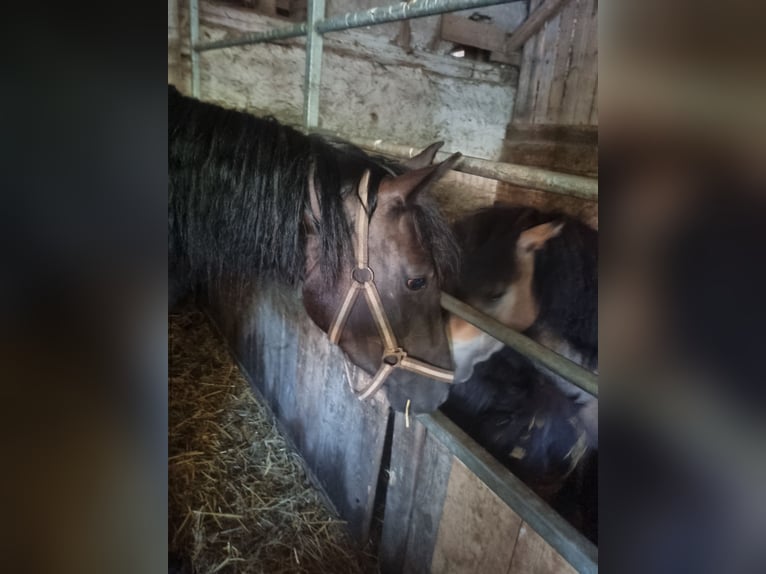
[447,207,565,383]
[302,146,461,414]
[446,206,599,445]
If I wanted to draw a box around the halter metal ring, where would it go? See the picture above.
[352,266,374,284]
[383,347,407,367]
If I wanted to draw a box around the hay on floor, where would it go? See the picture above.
[169,308,378,573]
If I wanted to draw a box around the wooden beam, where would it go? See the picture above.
[441,14,522,66]
[490,50,522,66]
[441,14,506,53]
[506,0,569,53]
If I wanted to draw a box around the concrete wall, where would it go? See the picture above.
[169,0,519,159]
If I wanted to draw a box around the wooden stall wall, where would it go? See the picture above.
[512,0,598,126]
[498,0,598,224]
[380,413,597,574]
[205,283,390,546]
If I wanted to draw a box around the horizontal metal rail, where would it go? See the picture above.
[316,0,521,34]
[441,292,599,397]
[195,22,308,52]
[351,136,598,199]
[193,0,520,52]
[419,410,598,573]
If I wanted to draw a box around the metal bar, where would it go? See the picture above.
[353,136,598,199]
[304,0,325,129]
[441,292,598,397]
[316,0,521,34]
[418,411,598,574]
[194,23,308,52]
[189,0,521,54]
[190,0,200,97]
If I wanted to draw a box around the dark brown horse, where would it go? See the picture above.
[169,85,460,413]
[445,205,598,439]
[442,205,598,541]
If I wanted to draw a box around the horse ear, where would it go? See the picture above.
[379,152,461,202]
[517,221,564,253]
[400,141,444,170]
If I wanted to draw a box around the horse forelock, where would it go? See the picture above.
[409,199,460,286]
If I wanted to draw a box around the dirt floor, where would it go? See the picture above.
[169,307,379,573]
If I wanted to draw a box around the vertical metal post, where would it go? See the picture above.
[190,0,200,98]
[303,0,325,129]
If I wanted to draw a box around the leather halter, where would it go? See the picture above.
[328,170,455,400]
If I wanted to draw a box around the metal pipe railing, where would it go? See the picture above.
[316,0,521,34]
[304,0,325,128]
[190,0,201,97]
[192,0,520,53]
[351,136,598,199]
[195,22,308,53]
[441,293,599,397]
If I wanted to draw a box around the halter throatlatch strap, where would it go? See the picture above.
[328,170,454,401]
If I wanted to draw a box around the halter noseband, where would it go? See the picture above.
[328,170,455,400]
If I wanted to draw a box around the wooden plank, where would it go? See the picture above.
[545,0,578,123]
[500,140,597,177]
[489,51,522,67]
[508,523,578,574]
[504,123,597,145]
[506,0,569,53]
[441,14,507,53]
[207,283,389,546]
[523,0,549,123]
[292,309,389,545]
[572,0,598,124]
[531,9,563,123]
[494,181,598,229]
[501,124,598,176]
[402,429,453,574]
[379,412,428,574]
[440,15,522,66]
[418,412,598,574]
[431,460,523,573]
[560,0,596,123]
[512,0,541,122]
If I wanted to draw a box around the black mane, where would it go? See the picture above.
[532,209,598,366]
[168,85,457,297]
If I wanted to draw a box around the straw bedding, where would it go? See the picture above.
[169,307,378,573]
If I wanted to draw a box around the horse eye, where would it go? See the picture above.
[406,277,428,291]
[488,291,505,301]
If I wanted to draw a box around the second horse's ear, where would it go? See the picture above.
[401,141,445,170]
[517,221,565,253]
[379,152,461,203]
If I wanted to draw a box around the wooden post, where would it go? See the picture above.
[505,0,569,53]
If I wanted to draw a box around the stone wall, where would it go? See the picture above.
[169,0,520,159]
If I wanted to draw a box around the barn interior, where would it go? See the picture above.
[168,0,599,572]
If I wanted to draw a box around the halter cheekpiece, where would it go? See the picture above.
[328,170,455,400]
